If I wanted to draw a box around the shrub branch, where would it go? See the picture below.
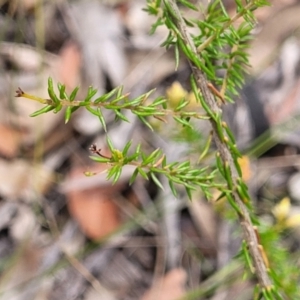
[164,0,272,290]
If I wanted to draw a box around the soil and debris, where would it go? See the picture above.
[0,0,300,299]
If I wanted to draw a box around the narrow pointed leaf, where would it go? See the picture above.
[65,106,72,123]
[150,172,164,190]
[30,105,55,117]
[97,108,107,132]
[70,86,79,101]
[129,168,139,185]
[106,136,115,152]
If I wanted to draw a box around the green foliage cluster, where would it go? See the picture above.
[17,0,300,298]
[145,0,268,101]
[90,139,220,199]
[17,78,218,200]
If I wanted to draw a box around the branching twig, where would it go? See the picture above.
[164,0,272,290]
[15,87,209,121]
[197,2,255,53]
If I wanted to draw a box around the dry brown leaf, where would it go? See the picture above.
[0,159,53,200]
[56,41,81,91]
[0,242,41,297]
[10,205,37,241]
[248,4,300,74]
[0,123,22,158]
[66,165,122,240]
[141,268,187,300]
[187,199,217,254]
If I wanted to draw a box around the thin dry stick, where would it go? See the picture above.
[42,201,105,295]
[165,0,272,289]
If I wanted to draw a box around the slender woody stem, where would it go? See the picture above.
[164,0,272,289]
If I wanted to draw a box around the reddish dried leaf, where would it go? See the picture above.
[66,165,122,240]
[0,124,22,158]
[56,41,81,90]
[141,268,187,300]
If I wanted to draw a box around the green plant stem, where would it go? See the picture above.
[164,0,272,289]
[91,154,223,190]
[16,89,210,121]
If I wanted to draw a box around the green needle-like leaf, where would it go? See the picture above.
[97,108,107,132]
[150,172,164,190]
[65,106,72,124]
[122,140,132,157]
[129,168,139,185]
[48,77,60,105]
[30,105,55,117]
[69,86,79,101]
[89,156,111,163]
[106,136,115,153]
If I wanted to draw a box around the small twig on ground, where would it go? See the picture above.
[42,200,105,295]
